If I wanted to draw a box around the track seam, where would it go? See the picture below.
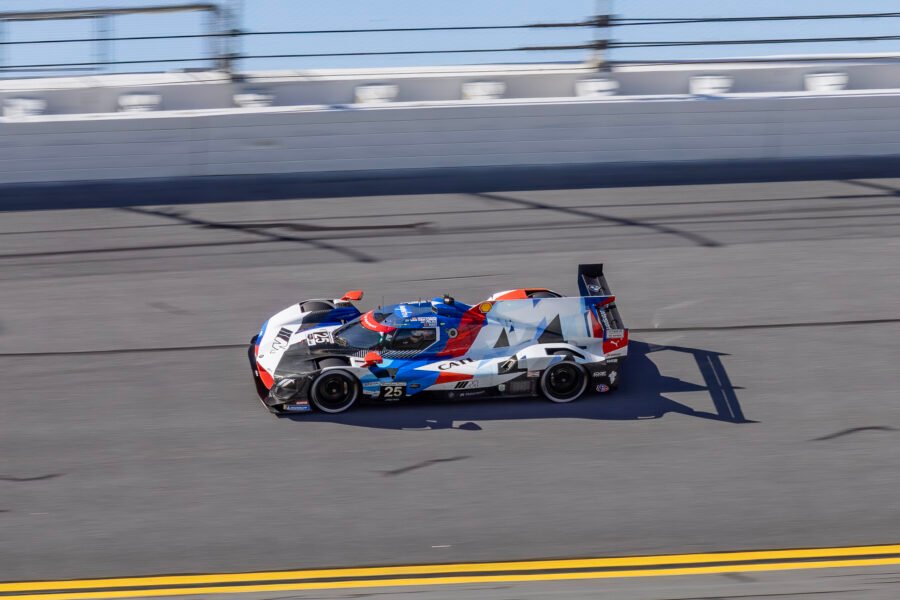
[1,317,897,358]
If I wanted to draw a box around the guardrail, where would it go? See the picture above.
[3,6,900,77]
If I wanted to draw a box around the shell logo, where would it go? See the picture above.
[478,302,494,313]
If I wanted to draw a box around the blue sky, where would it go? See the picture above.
[2,0,900,75]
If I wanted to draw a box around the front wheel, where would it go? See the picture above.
[310,370,359,413]
[541,362,587,403]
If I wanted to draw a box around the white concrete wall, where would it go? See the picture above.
[3,91,900,185]
[5,58,900,115]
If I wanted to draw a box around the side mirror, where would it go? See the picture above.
[363,351,383,367]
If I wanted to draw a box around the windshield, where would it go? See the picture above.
[333,320,384,349]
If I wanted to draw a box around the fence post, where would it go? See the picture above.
[220,1,243,75]
[587,12,611,69]
[93,15,113,73]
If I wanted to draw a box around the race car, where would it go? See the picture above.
[249,264,628,414]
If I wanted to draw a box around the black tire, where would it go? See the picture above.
[541,362,588,403]
[310,370,359,413]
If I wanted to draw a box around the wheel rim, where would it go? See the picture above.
[313,372,357,413]
[543,363,586,402]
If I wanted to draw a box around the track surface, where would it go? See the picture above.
[2,178,900,590]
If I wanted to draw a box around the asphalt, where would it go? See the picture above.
[1,177,899,596]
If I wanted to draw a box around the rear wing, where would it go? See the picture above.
[578,263,626,330]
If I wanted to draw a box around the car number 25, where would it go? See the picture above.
[379,384,406,400]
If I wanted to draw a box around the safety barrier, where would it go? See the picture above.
[2,64,900,185]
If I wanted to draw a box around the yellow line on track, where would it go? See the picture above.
[2,545,900,599]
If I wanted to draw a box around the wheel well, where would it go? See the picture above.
[317,357,350,369]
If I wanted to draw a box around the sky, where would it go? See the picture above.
[1,0,900,76]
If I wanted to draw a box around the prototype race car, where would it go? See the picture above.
[249,264,628,414]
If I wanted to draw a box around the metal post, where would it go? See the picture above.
[588,0,609,69]
[107,16,114,71]
[205,8,218,70]
[93,15,113,72]
[228,0,243,75]
[208,3,238,73]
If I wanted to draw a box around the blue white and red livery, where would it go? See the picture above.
[249,264,627,414]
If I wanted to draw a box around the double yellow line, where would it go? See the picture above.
[3,544,900,599]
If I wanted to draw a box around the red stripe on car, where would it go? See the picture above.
[438,305,486,357]
[257,363,275,389]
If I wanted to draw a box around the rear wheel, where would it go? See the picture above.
[310,370,359,413]
[541,362,587,403]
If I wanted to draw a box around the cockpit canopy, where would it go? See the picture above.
[333,301,450,352]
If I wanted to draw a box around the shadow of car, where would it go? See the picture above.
[281,340,752,430]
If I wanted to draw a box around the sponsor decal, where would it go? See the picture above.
[527,370,540,378]
[271,327,292,353]
[454,389,488,399]
[596,384,610,393]
[609,371,618,384]
[478,302,494,313]
[411,316,437,326]
[454,380,479,390]
[437,357,474,370]
[306,331,330,345]
[598,309,612,330]
[607,329,625,340]
[283,402,311,412]
[592,371,607,378]
[589,284,602,293]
